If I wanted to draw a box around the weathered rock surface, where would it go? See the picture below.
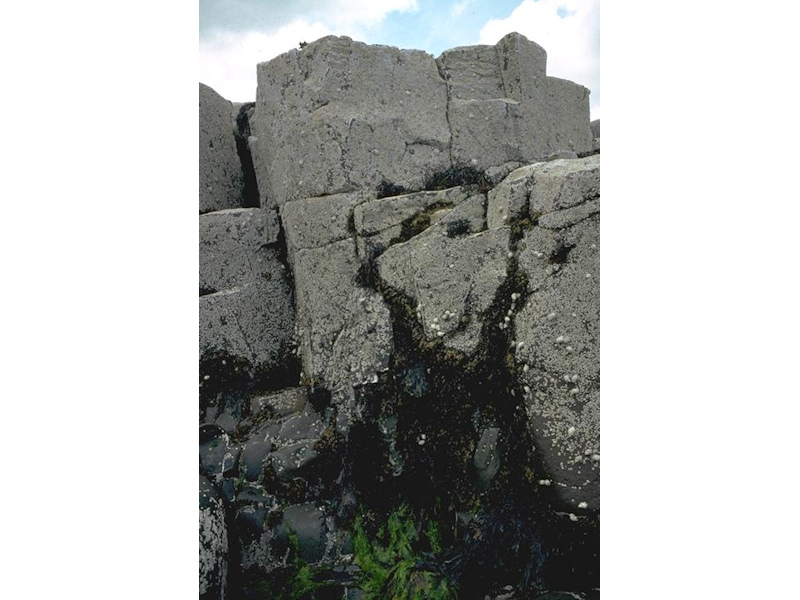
[199,280,294,373]
[487,154,600,229]
[253,36,451,208]
[438,33,592,172]
[281,188,394,430]
[199,208,285,293]
[510,156,600,509]
[200,475,228,600]
[377,198,508,355]
[353,185,478,261]
[200,83,245,213]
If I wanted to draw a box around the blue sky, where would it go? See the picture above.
[200,0,600,119]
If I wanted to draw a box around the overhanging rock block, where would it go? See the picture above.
[199,83,246,213]
[254,36,451,208]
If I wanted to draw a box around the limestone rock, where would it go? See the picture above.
[200,83,245,213]
[199,208,285,294]
[438,33,592,172]
[377,198,508,355]
[200,475,228,600]
[199,281,294,374]
[253,36,450,208]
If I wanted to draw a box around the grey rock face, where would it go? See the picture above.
[377,201,509,355]
[199,281,294,373]
[590,119,600,139]
[200,475,228,600]
[199,208,285,293]
[487,154,599,229]
[273,503,327,564]
[282,187,395,431]
[253,36,451,209]
[200,83,245,213]
[509,156,600,509]
[438,33,592,172]
[354,185,477,261]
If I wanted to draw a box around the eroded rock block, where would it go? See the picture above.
[200,208,285,293]
[438,33,592,172]
[487,155,599,229]
[199,281,294,374]
[253,36,450,208]
[377,197,509,355]
[200,83,245,213]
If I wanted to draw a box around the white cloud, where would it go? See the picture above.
[479,0,600,119]
[199,20,335,102]
[199,0,419,103]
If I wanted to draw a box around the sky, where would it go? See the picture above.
[200,0,600,119]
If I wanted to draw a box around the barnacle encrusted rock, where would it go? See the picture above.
[199,83,246,214]
[511,156,601,509]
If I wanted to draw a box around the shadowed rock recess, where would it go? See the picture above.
[200,33,599,600]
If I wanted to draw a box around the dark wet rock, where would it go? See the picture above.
[200,424,240,482]
[272,503,327,564]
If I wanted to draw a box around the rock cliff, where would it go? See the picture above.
[200,33,599,600]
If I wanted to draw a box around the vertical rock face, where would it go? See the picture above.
[200,83,246,213]
[438,33,592,172]
[506,155,601,510]
[253,36,451,209]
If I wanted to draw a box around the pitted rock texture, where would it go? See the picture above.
[253,36,451,209]
[251,32,591,209]
[439,34,592,172]
[487,154,600,229]
[199,281,294,373]
[200,83,245,214]
[200,208,285,294]
[377,198,508,355]
[510,156,600,509]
